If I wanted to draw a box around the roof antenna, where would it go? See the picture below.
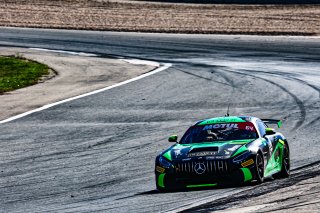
[225,102,230,117]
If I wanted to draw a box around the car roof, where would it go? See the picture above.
[194,116,258,126]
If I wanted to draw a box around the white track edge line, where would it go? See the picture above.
[29,48,98,57]
[0,63,172,124]
[119,59,160,67]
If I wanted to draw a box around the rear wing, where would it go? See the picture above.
[261,119,282,128]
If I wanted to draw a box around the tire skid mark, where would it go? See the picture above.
[171,62,308,131]
[175,61,312,129]
[105,138,164,164]
[172,65,245,115]
[235,69,320,128]
[245,69,320,98]
[253,70,320,128]
[4,190,68,205]
[180,161,320,213]
[81,178,127,190]
[263,200,320,213]
[218,68,306,131]
[304,115,320,128]
[172,66,233,87]
[239,69,320,106]
[213,70,237,115]
[270,190,319,203]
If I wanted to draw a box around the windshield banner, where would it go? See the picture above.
[202,122,256,132]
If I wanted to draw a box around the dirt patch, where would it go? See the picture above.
[0,47,155,121]
[0,0,319,35]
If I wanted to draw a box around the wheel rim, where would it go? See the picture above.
[283,145,290,172]
[257,154,264,179]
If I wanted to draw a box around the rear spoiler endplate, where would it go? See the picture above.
[261,119,282,128]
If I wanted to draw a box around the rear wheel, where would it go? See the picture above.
[254,152,264,184]
[274,142,290,178]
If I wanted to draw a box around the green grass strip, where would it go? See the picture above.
[0,56,49,94]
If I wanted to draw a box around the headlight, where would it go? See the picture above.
[233,151,251,163]
[159,156,173,169]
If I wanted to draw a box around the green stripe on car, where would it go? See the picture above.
[163,150,172,161]
[241,168,253,182]
[232,145,248,157]
[186,183,217,188]
[157,174,165,188]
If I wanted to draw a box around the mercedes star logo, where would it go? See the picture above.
[194,162,206,174]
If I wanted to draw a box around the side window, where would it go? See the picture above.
[257,121,266,137]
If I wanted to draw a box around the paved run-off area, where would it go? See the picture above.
[0,47,155,121]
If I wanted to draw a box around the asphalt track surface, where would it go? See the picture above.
[0,28,320,212]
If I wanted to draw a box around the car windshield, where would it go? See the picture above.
[180,122,258,144]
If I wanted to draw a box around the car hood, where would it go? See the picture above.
[165,139,255,161]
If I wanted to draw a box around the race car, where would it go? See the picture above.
[155,116,290,191]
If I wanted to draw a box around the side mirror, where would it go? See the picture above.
[265,128,276,136]
[168,135,178,142]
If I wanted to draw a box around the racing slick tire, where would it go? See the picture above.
[254,152,264,184]
[274,141,290,179]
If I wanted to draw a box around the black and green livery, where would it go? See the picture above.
[155,116,290,191]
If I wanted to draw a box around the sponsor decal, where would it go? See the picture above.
[182,158,191,161]
[206,156,229,160]
[241,159,254,167]
[202,122,257,132]
[156,166,166,173]
[203,123,239,131]
[188,151,217,157]
[245,126,254,131]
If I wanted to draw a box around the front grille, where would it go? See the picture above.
[175,160,230,176]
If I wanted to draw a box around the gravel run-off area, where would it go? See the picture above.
[0,0,320,35]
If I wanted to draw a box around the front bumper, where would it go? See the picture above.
[155,158,256,190]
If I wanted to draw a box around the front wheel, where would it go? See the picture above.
[254,152,264,184]
[155,174,176,192]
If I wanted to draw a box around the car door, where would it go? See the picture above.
[256,120,272,164]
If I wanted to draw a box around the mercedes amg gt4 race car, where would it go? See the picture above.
[155,116,290,191]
